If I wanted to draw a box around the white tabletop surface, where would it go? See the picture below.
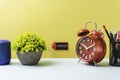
[0,58,120,80]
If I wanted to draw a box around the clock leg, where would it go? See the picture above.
[78,59,81,63]
[93,61,97,66]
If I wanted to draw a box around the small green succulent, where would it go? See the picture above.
[12,33,46,53]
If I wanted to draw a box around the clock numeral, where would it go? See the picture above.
[82,39,85,43]
[82,54,85,57]
[89,55,92,59]
[79,46,82,50]
[79,50,82,54]
[93,47,95,52]
[88,53,94,59]
[90,40,93,43]
[91,52,95,57]
[86,38,90,42]
[85,55,88,60]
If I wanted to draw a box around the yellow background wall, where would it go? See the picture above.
[0,0,120,58]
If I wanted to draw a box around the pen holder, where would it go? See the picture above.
[110,41,120,66]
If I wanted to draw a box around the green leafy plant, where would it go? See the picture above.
[12,33,46,53]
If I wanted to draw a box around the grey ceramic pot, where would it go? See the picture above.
[17,51,42,65]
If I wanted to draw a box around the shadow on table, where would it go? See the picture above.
[96,61,109,67]
[84,61,110,67]
[9,60,56,67]
[37,60,57,66]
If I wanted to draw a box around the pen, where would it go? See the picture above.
[110,31,114,41]
[114,30,117,41]
[103,25,112,41]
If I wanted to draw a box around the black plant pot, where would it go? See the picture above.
[17,51,42,65]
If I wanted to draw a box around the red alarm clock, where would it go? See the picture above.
[76,21,106,65]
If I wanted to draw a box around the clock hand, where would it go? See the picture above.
[80,43,88,50]
[87,44,95,50]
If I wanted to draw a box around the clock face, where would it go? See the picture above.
[76,36,96,62]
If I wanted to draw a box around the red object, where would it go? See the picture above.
[117,31,120,41]
[76,23,106,64]
[77,29,89,36]
[92,30,104,38]
[52,42,57,50]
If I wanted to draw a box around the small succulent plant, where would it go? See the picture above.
[12,33,46,53]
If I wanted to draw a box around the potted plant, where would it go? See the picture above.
[12,33,46,65]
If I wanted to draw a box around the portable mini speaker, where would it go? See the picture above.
[0,40,11,65]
